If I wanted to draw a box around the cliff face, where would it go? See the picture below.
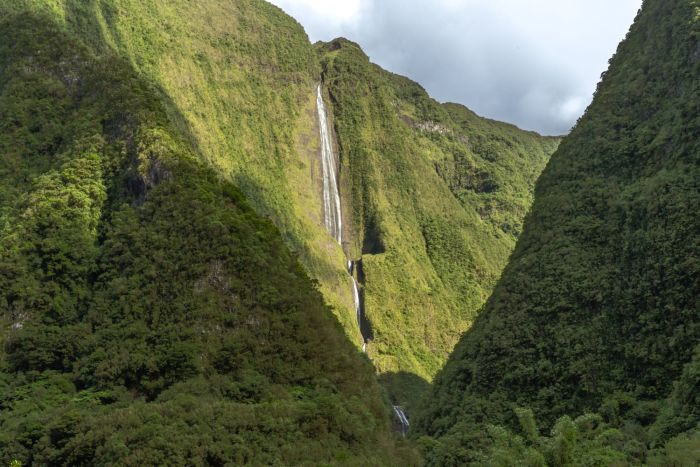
[318,39,558,406]
[0,3,557,386]
[416,0,700,463]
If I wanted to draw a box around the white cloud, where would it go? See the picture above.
[558,96,589,124]
[268,0,642,135]
[269,0,366,40]
[272,0,362,22]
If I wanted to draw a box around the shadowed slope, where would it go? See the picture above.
[416,0,700,463]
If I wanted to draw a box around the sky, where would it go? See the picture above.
[268,0,642,135]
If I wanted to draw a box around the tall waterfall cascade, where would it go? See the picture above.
[317,83,408,433]
[316,84,343,244]
[317,84,367,352]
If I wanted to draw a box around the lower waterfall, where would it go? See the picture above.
[392,406,410,437]
[348,261,367,352]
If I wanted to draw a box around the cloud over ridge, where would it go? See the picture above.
[270,0,641,135]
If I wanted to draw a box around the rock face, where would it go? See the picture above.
[416,0,700,463]
[317,37,559,408]
[414,120,451,135]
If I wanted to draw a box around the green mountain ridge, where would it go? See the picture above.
[0,0,559,463]
[2,0,559,401]
[415,0,700,464]
[317,38,559,404]
[0,5,413,465]
[4,0,695,465]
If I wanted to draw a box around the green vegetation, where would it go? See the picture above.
[0,0,558,418]
[419,408,700,466]
[0,8,416,465]
[416,0,700,464]
[11,0,695,464]
[0,0,365,348]
[318,39,558,403]
[0,0,558,461]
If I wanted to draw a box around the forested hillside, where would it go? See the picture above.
[415,0,700,464]
[6,0,687,464]
[0,3,559,404]
[0,0,370,344]
[319,39,558,406]
[0,5,417,465]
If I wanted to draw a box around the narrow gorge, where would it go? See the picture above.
[6,0,656,463]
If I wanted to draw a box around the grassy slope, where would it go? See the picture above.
[0,7,416,466]
[0,0,559,417]
[416,0,700,464]
[319,39,559,406]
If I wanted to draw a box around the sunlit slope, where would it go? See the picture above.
[319,39,559,393]
[0,0,364,343]
[0,0,558,411]
[0,7,415,465]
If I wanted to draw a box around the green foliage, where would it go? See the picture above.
[484,411,631,467]
[2,0,366,360]
[648,430,700,466]
[317,39,558,405]
[0,0,558,426]
[418,408,700,466]
[0,9,415,465]
[416,0,700,464]
[649,343,700,443]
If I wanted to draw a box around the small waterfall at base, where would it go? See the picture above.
[393,405,410,437]
[316,84,343,245]
[351,278,361,327]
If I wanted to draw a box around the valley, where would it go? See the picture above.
[0,0,698,465]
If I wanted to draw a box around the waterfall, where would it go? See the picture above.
[351,278,361,325]
[393,405,410,436]
[317,83,366,352]
[351,275,366,352]
[349,260,369,352]
[316,84,343,244]
[317,86,404,426]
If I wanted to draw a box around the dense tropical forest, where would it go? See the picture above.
[0,3,413,464]
[0,0,698,465]
[414,0,700,464]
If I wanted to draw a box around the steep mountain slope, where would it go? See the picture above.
[416,0,700,463]
[318,39,559,400]
[0,8,416,466]
[0,0,561,447]
[0,0,560,409]
[0,0,366,343]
